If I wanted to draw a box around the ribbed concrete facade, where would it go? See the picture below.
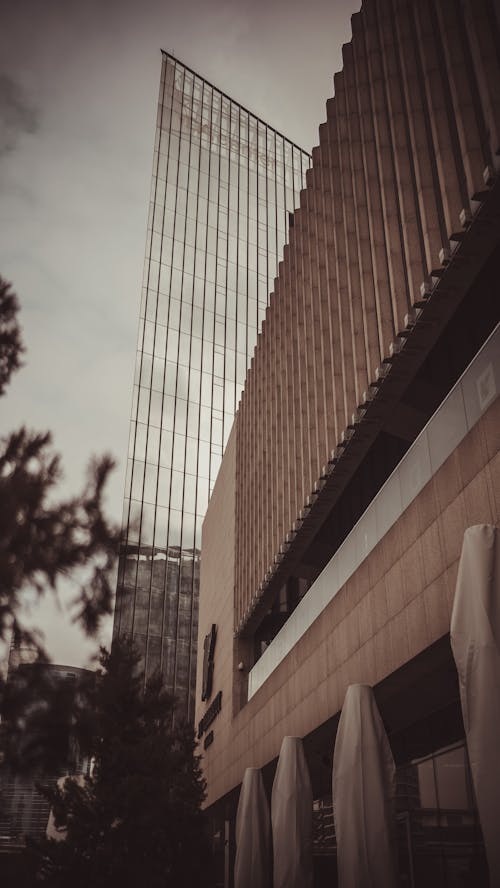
[234,0,500,632]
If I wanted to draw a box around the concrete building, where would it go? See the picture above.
[113,52,310,720]
[0,657,91,849]
[195,0,500,884]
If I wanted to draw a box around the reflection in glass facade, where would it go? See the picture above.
[396,744,487,886]
[312,742,488,887]
[113,53,310,720]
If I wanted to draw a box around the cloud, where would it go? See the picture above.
[0,72,38,156]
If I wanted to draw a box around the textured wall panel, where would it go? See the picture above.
[234,0,500,631]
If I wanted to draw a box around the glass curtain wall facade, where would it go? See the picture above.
[113,52,310,720]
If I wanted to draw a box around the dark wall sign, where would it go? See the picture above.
[201,623,217,702]
[198,690,222,739]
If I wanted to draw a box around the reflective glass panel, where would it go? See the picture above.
[114,52,310,721]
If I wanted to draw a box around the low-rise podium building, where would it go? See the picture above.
[195,0,500,884]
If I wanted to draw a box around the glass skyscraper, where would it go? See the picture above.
[113,52,310,720]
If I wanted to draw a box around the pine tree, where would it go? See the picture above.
[0,275,118,657]
[0,276,24,396]
[32,640,215,888]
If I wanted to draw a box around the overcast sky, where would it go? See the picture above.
[1,0,358,668]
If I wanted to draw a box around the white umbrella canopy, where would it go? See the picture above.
[332,683,397,888]
[271,736,313,888]
[234,767,272,888]
[450,523,500,884]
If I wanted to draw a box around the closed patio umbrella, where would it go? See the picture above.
[271,736,313,888]
[332,683,397,888]
[234,767,271,888]
[451,524,500,884]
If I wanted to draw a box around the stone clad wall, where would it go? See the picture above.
[195,427,237,779]
[199,397,499,807]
